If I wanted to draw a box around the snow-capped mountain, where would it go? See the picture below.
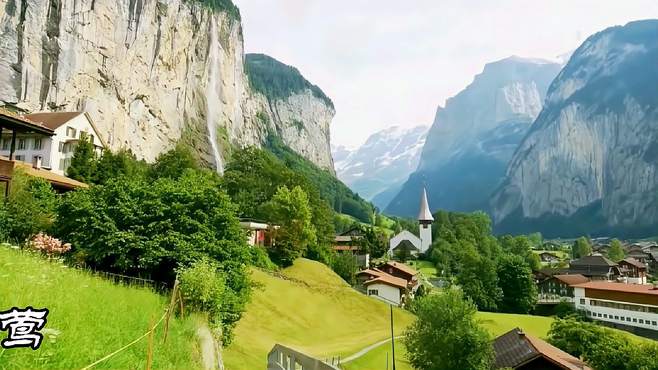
[386,56,562,216]
[333,125,428,208]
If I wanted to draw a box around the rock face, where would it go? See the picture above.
[492,20,658,237]
[386,56,561,216]
[0,0,335,171]
[333,125,427,208]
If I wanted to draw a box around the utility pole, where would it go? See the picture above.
[390,304,396,370]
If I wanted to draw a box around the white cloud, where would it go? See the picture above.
[233,0,658,147]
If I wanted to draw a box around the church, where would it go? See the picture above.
[388,188,434,256]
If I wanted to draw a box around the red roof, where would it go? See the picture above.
[364,274,408,290]
[385,261,418,276]
[573,281,658,296]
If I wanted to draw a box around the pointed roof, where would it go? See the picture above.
[418,187,434,221]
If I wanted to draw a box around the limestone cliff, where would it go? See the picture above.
[0,0,335,171]
[492,20,658,237]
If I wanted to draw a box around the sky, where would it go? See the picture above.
[233,0,658,148]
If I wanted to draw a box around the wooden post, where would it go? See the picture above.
[146,317,155,370]
[390,305,396,370]
[177,288,184,317]
[9,130,16,160]
[163,278,179,344]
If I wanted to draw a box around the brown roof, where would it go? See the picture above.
[357,269,384,277]
[553,274,590,286]
[334,235,354,243]
[0,157,87,190]
[573,281,658,296]
[363,274,408,290]
[333,245,359,252]
[620,257,646,269]
[384,261,418,276]
[0,108,54,135]
[493,328,591,370]
[25,112,84,130]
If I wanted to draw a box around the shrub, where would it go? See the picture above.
[3,171,58,242]
[249,246,277,270]
[331,252,358,285]
[178,259,225,318]
[28,232,71,257]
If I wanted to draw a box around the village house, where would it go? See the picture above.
[537,274,589,304]
[493,328,591,370]
[0,110,87,194]
[0,111,105,176]
[239,219,277,247]
[356,261,419,306]
[539,252,560,264]
[567,254,622,281]
[333,227,369,268]
[574,281,658,338]
[625,245,651,267]
[618,257,648,285]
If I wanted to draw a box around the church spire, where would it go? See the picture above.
[418,187,434,222]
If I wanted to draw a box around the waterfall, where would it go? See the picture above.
[206,16,224,175]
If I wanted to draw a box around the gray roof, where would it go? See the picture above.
[418,187,434,222]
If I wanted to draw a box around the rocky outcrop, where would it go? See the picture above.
[386,56,561,216]
[0,0,335,171]
[492,20,658,237]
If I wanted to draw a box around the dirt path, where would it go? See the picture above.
[340,336,404,364]
[197,323,224,370]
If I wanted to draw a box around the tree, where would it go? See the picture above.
[608,239,625,262]
[404,290,493,370]
[497,254,537,314]
[456,244,502,311]
[572,237,592,259]
[66,134,96,182]
[331,252,358,285]
[2,171,57,241]
[149,144,199,180]
[265,186,317,266]
[94,148,148,184]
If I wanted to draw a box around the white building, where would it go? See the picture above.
[363,273,409,306]
[389,187,434,255]
[0,112,105,176]
[574,281,658,335]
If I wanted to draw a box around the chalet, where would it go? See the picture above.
[539,252,560,263]
[378,261,418,287]
[362,273,409,306]
[0,110,87,194]
[567,255,621,280]
[333,227,369,268]
[239,219,276,247]
[574,281,658,338]
[618,258,648,285]
[625,246,651,266]
[537,274,589,303]
[533,268,567,283]
[0,111,105,176]
[493,328,591,370]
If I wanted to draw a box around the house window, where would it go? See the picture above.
[89,134,95,144]
[33,138,42,150]
[598,313,602,318]
[15,155,24,161]
[66,127,77,138]
[59,158,65,171]
[580,299,585,305]
[639,319,644,324]
[17,138,26,150]
[652,321,657,326]
[633,318,637,323]
[603,314,608,318]
[59,142,64,152]
[368,289,379,296]
[1,139,10,150]
[614,316,619,320]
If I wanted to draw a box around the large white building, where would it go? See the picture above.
[0,112,105,176]
[574,281,658,336]
[389,187,434,255]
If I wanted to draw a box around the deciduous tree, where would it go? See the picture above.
[497,254,537,314]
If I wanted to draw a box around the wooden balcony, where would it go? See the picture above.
[0,157,87,193]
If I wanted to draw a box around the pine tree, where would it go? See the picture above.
[66,134,97,183]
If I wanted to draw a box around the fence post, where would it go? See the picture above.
[146,317,155,370]
[163,278,179,344]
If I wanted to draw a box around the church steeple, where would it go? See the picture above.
[418,187,433,253]
[418,187,434,223]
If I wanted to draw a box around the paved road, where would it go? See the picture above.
[340,336,404,364]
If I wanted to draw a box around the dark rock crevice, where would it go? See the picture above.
[11,0,28,101]
[39,0,62,109]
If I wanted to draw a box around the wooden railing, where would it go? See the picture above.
[267,344,340,370]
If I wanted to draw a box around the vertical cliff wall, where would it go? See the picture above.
[0,0,335,171]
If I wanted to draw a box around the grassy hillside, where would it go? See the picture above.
[223,259,415,369]
[0,246,201,369]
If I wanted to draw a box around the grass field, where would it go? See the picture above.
[407,260,438,279]
[0,246,201,369]
[223,259,415,370]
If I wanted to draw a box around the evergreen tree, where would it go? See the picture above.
[66,134,96,182]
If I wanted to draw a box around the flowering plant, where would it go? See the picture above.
[28,233,71,257]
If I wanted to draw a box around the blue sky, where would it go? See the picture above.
[233,0,658,147]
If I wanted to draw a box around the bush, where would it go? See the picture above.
[331,252,358,285]
[178,260,225,318]
[249,246,277,270]
[3,171,58,242]
[28,232,71,257]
